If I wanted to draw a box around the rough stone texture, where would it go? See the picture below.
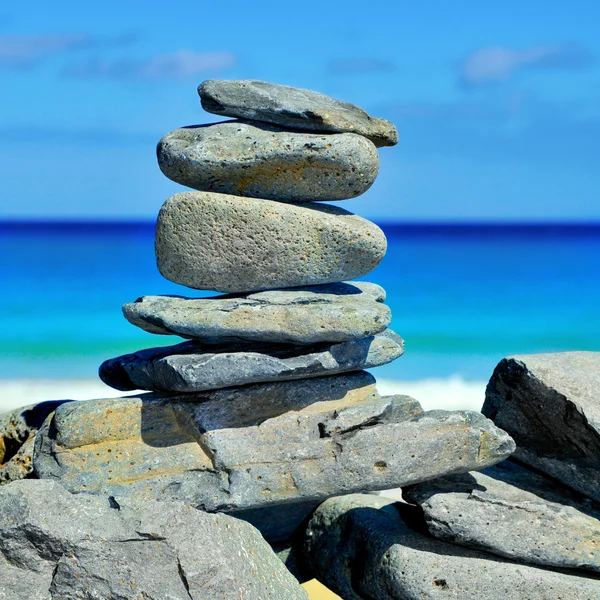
[157,121,379,202]
[404,460,600,573]
[123,282,391,345]
[0,479,308,600]
[303,494,600,600]
[100,329,404,393]
[34,371,514,522]
[155,191,387,293]
[0,400,70,484]
[198,79,398,147]
[483,352,600,502]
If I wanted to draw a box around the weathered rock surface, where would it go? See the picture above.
[0,479,307,600]
[100,329,404,392]
[404,460,600,573]
[303,494,600,600]
[155,192,387,292]
[34,371,514,522]
[123,282,390,345]
[198,79,398,147]
[483,352,600,502]
[0,400,70,484]
[157,121,379,202]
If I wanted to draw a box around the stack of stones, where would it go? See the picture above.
[32,81,513,545]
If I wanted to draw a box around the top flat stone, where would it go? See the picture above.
[198,79,398,147]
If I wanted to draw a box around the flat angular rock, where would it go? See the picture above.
[0,479,307,600]
[100,329,404,393]
[199,79,398,147]
[404,460,600,573]
[156,192,387,293]
[34,372,514,522]
[303,494,600,600]
[0,400,70,484]
[483,352,600,502]
[123,282,391,345]
[157,121,379,202]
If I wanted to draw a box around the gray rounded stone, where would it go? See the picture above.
[198,79,398,147]
[99,329,404,393]
[157,120,379,202]
[155,192,387,293]
[122,282,391,345]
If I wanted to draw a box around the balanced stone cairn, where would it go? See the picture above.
[33,81,513,547]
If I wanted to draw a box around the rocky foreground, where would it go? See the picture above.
[1,79,599,598]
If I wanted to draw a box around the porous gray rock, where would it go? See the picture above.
[155,192,387,292]
[99,329,404,392]
[0,400,70,484]
[483,352,600,502]
[303,494,600,600]
[34,372,514,523]
[198,79,398,147]
[0,479,308,600]
[157,121,379,202]
[123,282,391,345]
[404,460,600,573]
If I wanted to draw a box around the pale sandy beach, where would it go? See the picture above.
[0,377,486,415]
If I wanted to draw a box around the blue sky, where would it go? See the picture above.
[1,1,599,220]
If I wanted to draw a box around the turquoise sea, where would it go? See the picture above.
[1,222,599,382]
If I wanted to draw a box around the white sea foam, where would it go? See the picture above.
[0,376,487,415]
[377,376,486,412]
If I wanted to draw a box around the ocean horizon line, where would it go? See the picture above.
[2,218,600,227]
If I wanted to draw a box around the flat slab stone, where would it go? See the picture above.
[404,460,600,573]
[99,329,404,393]
[34,372,514,520]
[0,400,70,484]
[157,121,379,202]
[123,281,391,345]
[303,494,600,600]
[0,479,307,600]
[482,352,600,502]
[198,79,398,147]
[156,192,387,293]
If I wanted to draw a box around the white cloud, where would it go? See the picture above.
[459,44,592,87]
[0,34,89,67]
[63,50,236,80]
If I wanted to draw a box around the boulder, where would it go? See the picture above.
[157,121,379,202]
[34,372,513,526]
[303,494,600,600]
[155,192,387,292]
[0,400,70,484]
[100,329,404,392]
[198,79,398,147]
[123,282,390,345]
[404,460,600,573]
[0,479,307,599]
[483,352,600,502]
